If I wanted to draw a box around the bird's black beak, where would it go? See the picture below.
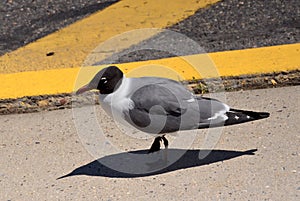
[76,84,92,95]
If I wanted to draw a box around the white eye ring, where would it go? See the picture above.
[101,77,108,84]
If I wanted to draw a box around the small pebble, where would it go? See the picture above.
[59,98,67,105]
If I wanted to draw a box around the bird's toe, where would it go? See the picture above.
[148,137,162,153]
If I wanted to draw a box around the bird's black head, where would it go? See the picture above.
[76,66,124,95]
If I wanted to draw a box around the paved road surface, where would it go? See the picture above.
[1,86,299,200]
[1,0,299,57]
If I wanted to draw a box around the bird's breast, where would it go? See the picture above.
[100,93,135,118]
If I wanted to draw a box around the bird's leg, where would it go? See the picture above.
[161,135,168,148]
[161,135,169,162]
[148,137,162,153]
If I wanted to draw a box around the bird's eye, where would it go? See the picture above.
[101,77,108,84]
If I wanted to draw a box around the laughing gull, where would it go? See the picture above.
[76,66,269,153]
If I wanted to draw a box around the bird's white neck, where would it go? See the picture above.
[99,76,134,119]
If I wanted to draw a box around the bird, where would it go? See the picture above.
[76,66,270,153]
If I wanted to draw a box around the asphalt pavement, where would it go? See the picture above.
[1,0,299,59]
[110,0,300,63]
[0,0,117,55]
[1,86,299,200]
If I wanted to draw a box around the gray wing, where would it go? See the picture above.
[123,77,230,133]
[196,97,230,128]
[124,77,194,133]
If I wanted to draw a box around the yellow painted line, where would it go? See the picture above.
[1,43,299,99]
[1,68,80,99]
[0,0,220,74]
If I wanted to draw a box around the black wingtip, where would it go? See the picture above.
[229,108,270,120]
[223,109,270,127]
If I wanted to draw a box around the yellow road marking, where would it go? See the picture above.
[0,0,220,74]
[1,43,299,99]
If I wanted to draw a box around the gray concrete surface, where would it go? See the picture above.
[1,86,299,200]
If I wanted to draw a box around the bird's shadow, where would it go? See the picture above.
[58,148,257,179]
